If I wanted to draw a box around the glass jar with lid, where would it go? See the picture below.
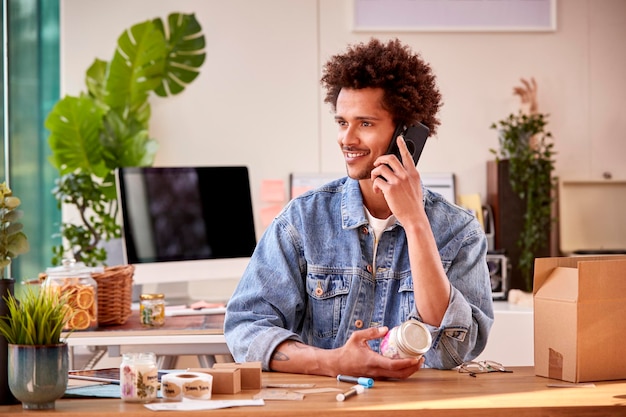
[380,319,432,360]
[139,293,165,327]
[120,352,159,402]
[44,258,98,331]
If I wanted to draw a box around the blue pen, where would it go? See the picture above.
[336,374,374,388]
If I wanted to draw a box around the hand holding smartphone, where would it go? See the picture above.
[385,122,430,166]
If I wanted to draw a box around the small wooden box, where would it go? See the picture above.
[213,362,262,390]
[188,368,241,394]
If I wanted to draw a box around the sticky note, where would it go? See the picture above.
[260,179,285,203]
[458,194,484,230]
[260,204,284,227]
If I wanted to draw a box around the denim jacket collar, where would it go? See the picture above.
[341,176,427,230]
[341,178,368,230]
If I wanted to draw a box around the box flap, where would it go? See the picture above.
[534,267,579,302]
[533,255,626,295]
[578,259,626,301]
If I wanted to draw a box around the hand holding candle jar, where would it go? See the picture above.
[380,319,432,360]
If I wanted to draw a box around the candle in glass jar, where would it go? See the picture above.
[139,293,165,327]
[120,352,159,403]
[380,319,432,360]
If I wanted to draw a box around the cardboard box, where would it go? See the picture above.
[188,368,241,394]
[213,362,262,390]
[533,255,626,382]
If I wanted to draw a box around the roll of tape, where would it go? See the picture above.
[161,372,213,401]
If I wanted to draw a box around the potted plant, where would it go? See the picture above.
[0,182,30,405]
[489,78,557,292]
[0,182,30,278]
[45,12,206,267]
[0,285,71,409]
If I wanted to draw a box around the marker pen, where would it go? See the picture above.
[336,374,374,388]
[336,384,365,401]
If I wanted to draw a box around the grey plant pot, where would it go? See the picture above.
[8,343,69,409]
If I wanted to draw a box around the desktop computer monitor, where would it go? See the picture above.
[115,166,256,300]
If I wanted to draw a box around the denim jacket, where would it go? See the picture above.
[224,177,494,370]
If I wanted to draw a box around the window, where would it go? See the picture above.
[1,0,60,282]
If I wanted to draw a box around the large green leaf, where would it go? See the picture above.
[118,129,159,167]
[105,19,166,113]
[45,95,109,178]
[153,13,206,97]
[85,58,108,102]
[100,109,158,168]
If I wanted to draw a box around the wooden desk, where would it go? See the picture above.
[65,311,229,369]
[1,367,624,416]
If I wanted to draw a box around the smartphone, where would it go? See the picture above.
[385,122,430,166]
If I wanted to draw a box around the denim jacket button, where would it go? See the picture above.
[366,264,373,273]
[354,319,364,328]
[315,287,324,296]
[361,226,369,234]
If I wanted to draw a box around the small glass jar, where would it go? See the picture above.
[380,319,432,360]
[120,352,159,403]
[44,258,98,331]
[139,293,165,327]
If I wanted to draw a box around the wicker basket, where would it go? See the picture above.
[92,264,135,326]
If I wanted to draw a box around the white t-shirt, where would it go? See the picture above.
[365,207,396,271]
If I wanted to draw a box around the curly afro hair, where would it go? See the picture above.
[321,38,442,135]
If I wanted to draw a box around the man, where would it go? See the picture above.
[224,38,493,379]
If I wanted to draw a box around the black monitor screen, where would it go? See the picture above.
[116,166,256,264]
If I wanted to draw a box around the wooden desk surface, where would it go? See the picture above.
[1,367,625,416]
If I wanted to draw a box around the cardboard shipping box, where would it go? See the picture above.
[188,368,241,394]
[533,255,626,383]
[213,362,262,390]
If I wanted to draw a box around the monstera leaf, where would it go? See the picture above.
[153,13,206,96]
[46,94,109,178]
[100,108,158,169]
[106,18,166,112]
[85,58,107,102]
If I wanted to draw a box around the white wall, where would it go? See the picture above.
[61,0,626,240]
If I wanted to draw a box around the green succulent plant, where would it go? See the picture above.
[46,12,206,267]
[0,182,30,279]
[0,285,70,345]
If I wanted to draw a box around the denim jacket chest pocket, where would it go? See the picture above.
[305,269,353,346]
